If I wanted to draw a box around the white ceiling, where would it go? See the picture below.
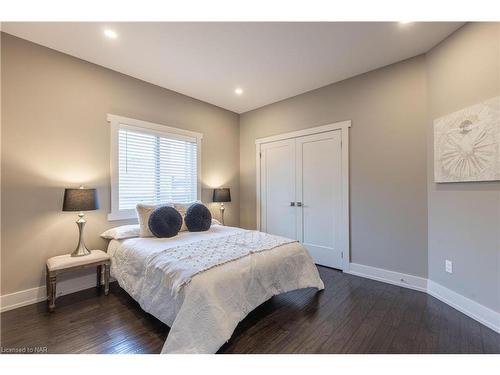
[3,22,463,113]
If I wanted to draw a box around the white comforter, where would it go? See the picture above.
[108,225,324,354]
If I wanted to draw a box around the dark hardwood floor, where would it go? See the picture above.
[1,266,499,354]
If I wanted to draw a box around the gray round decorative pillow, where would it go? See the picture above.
[148,206,182,238]
[185,203,212,232]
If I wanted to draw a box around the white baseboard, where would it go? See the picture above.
[346,262,428,292]
[0,273,100,313]
[427,280,500,334]
[346,262,499,334]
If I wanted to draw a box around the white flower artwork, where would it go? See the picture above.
[434,96,500,183]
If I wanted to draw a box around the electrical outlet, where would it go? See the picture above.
[445,260,453,274]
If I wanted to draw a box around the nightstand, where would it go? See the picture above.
[46,250,111,312]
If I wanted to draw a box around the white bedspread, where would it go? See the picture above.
[147,230,297,295]
[108,225,324,354]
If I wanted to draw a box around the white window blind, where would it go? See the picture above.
[108,115,202,221]
[118,127,198,210]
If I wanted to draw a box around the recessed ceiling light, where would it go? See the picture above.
[104,29,118,39]
[399,21,413,25]
[234,88,243,96]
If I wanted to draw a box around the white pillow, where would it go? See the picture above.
[136,203,173,237]
[211,218,221,226]
[100,225,140,240]
[173,201,202,231]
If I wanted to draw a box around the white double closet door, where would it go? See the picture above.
[259,130,343,269]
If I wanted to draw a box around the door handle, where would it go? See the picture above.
[296,202,303,207]
[290,202,295,206]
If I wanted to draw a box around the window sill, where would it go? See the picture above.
[107,211,138,221]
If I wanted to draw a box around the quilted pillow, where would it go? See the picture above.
[185,203,212,232]
[100,224,140,240]
[148,206,183,238]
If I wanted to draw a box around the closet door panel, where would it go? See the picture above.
[260,139,296,239]
[296,131,342,269]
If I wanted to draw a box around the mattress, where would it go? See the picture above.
[107,224,324,353]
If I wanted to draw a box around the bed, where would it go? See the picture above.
[107,223,324,353]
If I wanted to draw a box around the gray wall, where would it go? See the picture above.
[426,23,500,312]
[240,56,429,278]
[1,34,240,295]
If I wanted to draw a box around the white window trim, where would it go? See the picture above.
[107,114,203,221]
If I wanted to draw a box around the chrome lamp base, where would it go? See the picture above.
[219,203,225,226]
[71,212,91,257]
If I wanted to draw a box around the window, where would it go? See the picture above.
[108,114,202,220]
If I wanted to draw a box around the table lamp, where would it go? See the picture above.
[63,187,99,257]
[213,188,231,226]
